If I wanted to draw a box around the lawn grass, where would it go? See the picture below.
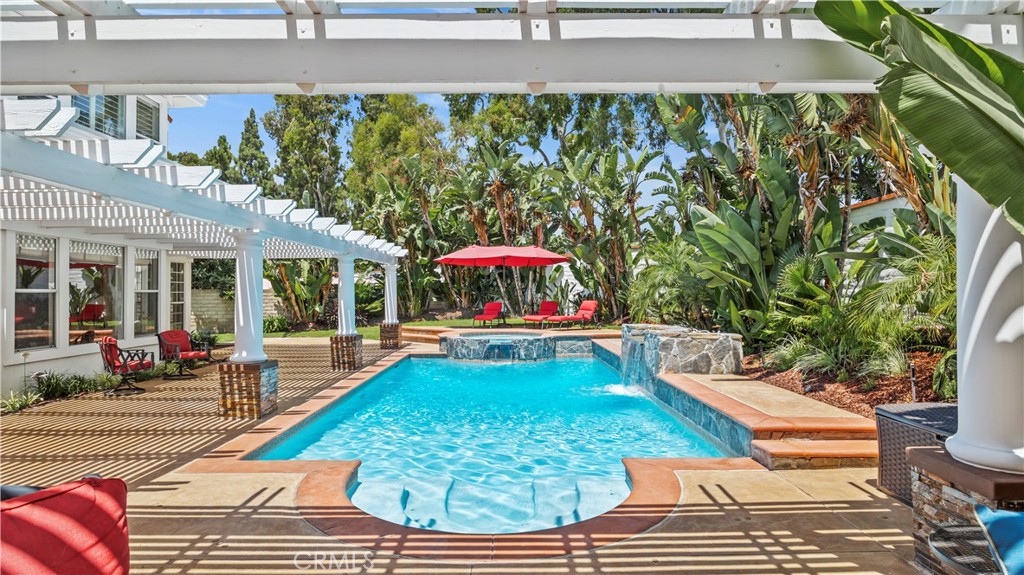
[212,317,613,344]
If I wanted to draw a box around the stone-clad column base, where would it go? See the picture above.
[218,360,278,419]
[908,447,1024,575]
[331,334,363,371]
[380,323,401,350]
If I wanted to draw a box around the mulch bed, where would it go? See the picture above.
[743,351,946,419]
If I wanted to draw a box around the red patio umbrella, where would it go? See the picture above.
[435,245,568,267]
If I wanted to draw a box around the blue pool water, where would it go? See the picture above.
[258,357,729,534]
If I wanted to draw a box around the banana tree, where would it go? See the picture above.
[815,0,1024,233]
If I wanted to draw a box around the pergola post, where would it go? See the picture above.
[944,184,1024,474]
[380,262,400,349]
[218,230,278,419]
[331,254,362,370]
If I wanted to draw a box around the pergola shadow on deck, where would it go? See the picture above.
[0,340,396,489]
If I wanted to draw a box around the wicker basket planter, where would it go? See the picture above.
[875,403,958,504]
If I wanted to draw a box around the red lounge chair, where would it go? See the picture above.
[522,300,559,328]
[99,336,153,395]
[157,329,211,379]
[0,476,130,575]
[547,300,599,328]
[473,301,503,327]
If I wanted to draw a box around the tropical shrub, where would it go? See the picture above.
[30,371,120,400]
[2,390,42,413]
[628,240,712,328]
[264,315,291,333]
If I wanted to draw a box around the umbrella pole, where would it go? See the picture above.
[494,266,511,324]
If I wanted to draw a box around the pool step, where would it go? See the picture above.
[350,475,617,533]
[751,439,878,470]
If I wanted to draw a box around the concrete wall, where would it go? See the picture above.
[190,288,288,334]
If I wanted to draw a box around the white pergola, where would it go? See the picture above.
[0,98,406,363]
[0,0,1021,474]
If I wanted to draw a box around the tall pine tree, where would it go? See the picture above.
[237,108,277,196]
[202,135,241,184]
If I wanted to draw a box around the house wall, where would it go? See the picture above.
[1,224,192,395]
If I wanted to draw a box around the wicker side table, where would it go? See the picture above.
[876,403,958,505]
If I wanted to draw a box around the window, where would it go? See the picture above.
[72,95,125,138]
[14,235,56,351]
[170,261,186,330]
[135,249,159,337]
[69,241,124,345]
[136,98,160,141]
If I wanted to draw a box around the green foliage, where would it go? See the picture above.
[628,240,712,327]
[203,135,242,184]
[237,108,277,195]
[263,95,350,217]
[815,0,1024,233]
[192,259,235,299]
[355,277,384,317]
[264,315,291,333]
[2,390,42,413]
[30,371,119,401]
[265,259,333,325]
[932,349,957,400]
[190,328,218,349]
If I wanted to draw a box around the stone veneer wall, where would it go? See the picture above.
[441,334,596,361]
[623,324,743,376]
[191,288,289,333]
[910,460,1024,575]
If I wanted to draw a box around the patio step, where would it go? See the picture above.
[751,439,878,470]
[399,326,451,345]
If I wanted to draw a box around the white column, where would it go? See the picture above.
[229,231,267,363]
[383,262,398,324]
[944,183,1024,474]
[337,255,357,336]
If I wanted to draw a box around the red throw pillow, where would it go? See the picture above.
[1,477,129,575]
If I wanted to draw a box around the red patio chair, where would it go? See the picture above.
[522,300,559,328]
[157,329,211,379]
[1,476,130,575]
[547,300,598,329]
[473,301,504,328]
[98,336,152,395]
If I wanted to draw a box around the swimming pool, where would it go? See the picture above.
[258,357,731,534]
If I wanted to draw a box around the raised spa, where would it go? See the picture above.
[441,331,556,361]
[256,357,732,534]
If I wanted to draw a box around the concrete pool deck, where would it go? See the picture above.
[0,339,916,573]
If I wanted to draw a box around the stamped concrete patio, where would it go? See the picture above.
[0,340,919,574]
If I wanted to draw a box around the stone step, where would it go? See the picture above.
[751,439,878,470]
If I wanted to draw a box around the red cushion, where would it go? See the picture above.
[0,477,129,575]
[158,330,193,357]
[522,315,550,322]
[178,351,207,360]
[124,360,152,372]
[474,314,499,321]
[547,314,582,322]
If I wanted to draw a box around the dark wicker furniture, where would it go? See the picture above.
[876,403,958,505]
[929,525,1001,575]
